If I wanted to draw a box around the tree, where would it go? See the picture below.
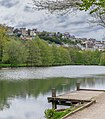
[68,47,83,64]
[26,40,42,66]
[99,52,105,65]
[81,50,100,65]
[51,43,62,65]
[35,38,53,66]
[32,0,105,14]
[3,39,27,66]
[59,47,71,64]
[79,0,105,14]
[88,9,105,29]
[0,25,8,63]
[33,0,80,14]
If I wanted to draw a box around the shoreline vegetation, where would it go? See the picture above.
[0,63,104,69]
[0,26,105,67]
[44,104,84,119]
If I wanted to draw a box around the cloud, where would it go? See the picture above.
[0,0,19,8]
[0,0,104,40]
[24,5,34,13]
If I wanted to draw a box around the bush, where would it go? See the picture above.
[45,109,55,119]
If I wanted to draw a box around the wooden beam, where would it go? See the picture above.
[76,82,80,91]
[51,88,57,109]
[80,89,105,92]
[48,97,91,103]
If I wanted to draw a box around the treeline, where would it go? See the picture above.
[1,37,71,66]
[0,26,105,67]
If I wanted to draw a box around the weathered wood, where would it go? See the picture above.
[52,101,57,109]
[52,88,56,97]
[48,97,91,103]
[48,90,103,109]
[61,99,96,119]
[76,82,80,91]
[51,88,57,109]
[80,89,105,92]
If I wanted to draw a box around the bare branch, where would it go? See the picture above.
[89,9,105,28]
[32,0,81,14]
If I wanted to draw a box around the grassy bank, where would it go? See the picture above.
[0,63,72,68]
[0,64,27,68]
[44,105,83,119]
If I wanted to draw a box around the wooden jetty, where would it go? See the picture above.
[48,82,103,109]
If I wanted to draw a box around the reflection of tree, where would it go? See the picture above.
[81,78,96,87]
[0,78,78,110]
[0,81,10,110]
[1,77,105,110]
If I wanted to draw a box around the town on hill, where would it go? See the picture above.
[7,26,105,51]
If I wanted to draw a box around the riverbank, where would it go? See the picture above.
[0,63,103,69]
[0,63,66,67]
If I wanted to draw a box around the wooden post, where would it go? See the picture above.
[52,88,56,97]
[76,82,80,91]
[52,88,57,109]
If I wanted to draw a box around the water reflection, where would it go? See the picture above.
[0,76,105,118]
[0,78,77,119]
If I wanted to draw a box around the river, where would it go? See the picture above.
[0,65,105,119]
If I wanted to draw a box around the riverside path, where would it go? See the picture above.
[64,91,105,119]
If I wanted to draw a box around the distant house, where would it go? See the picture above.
[20,28,27,36]
[86,41,95,49]
[30,30,36,37]
[94,43,105,51]
[63,32,70,39]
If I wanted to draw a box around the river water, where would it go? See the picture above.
[0,66,105,119]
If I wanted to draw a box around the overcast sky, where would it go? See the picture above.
[0,0,105,40]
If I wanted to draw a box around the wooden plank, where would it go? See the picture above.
[47,90,103,109]
[61,100,96,119]
[80,89,105,92]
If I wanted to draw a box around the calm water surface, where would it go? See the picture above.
[0,66,105,119]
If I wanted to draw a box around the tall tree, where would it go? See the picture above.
[3,39,27,66]
[99,52,105,65]
[0,25,8,63]
[35,38,53,66]
[59,47,71,64]
[68,47,82,64]
[26,40,42,66]
[51,43,62,65]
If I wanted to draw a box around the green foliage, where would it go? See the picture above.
[3,39,27,66]
[45,109,55,119]
[35,39,53,66]
[45,108,75,119]
[79,0,105,14]
[69,47,83,64]
[25,40,42,66]
[99,52,105,65]
[0,30,104,67]
[39,35,62,45]
[59,47,71,64]
[82,50,101,65]
[0,26,9,63]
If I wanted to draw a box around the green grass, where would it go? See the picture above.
[44,106,83,119]
[54,108,72,119]
[0,64,27,67]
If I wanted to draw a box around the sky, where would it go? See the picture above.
[0,0,105,40]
